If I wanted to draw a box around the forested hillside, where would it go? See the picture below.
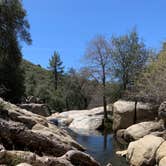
[1,0,166,116]
[21,59,102,112]
[22,60,51,98]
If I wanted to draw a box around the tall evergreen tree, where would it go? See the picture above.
[49,52,64,90]
[0,0,31,103]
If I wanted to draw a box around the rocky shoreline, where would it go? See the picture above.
[114,100,166,166]
[1,97,166,166]
[49,99,166,166]
[0,98,100,166]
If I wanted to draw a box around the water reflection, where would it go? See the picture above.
[103,130,108,150]
[69,128,129,166]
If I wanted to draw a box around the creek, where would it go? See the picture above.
[69,129,129,166]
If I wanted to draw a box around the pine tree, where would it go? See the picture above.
[49,52,64,90]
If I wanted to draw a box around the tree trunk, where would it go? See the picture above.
[134,100,137,124]
[102,66,108,120]
[54,67,58,90]
[103,95,108,120]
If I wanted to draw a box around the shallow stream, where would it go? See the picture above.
[69,129,129,166]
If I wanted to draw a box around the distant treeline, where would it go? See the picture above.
[1,0,166,114]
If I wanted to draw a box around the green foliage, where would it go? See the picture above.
[22,60,97,112]
[111,29,150,92]
[0,0,31,103]
[49,51,64,90]
[135,43,166,103]
[64,68,96,110]
[105,82,122,103]
[22,60,51,97]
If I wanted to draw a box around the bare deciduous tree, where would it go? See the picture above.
[84,35,112,120]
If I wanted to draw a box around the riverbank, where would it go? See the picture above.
[0,98,100,166]
[1,97,166,166]
[47,99,166,166]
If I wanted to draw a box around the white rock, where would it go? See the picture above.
[112,100,135,131]
[124,121,163,141]
[127,135,164,166]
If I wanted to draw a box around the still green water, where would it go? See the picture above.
[70,130,129,166]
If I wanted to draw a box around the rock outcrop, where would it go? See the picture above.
[0,149,100,166]
[156,141,166,166]
[48,106,112,133]
[0,118,85,156]
[124,121,164,141]
[69,115,103,131]
[0,98,100,166]
[126,135,164,166]
[112,100,135,131]
[0,98,48,128]
[112,100,158,131]
[19,103,51,117]
[117,135,166,166]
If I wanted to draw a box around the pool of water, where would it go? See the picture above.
[69,129,129,166]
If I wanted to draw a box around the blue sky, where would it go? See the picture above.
[22,0,166,69]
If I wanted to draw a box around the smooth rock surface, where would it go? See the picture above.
[112,100,135,131]
[16,163,32,166]
[159,157,166,166]
[69,115,103,131]
[112,100,158,131]
[127,135,164,166]
[48,106,112,132]
[124,121,163,141]
[32,123,84,151]
[156,141,166,164]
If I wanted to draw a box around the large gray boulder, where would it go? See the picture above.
[0,98,100,166]
[0,119,84,157]
[156,141,166,166]
[112,100,135,131]
[0,98,48,129]
[0,150,100,166]
[69,115,103,132]
[112,100,158,131]
[32,123,84,151]
[48,106,112,133]
[0,98,85,153]
[127,135,164,166]
[19,103,51,117]
[124,121,164,141]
